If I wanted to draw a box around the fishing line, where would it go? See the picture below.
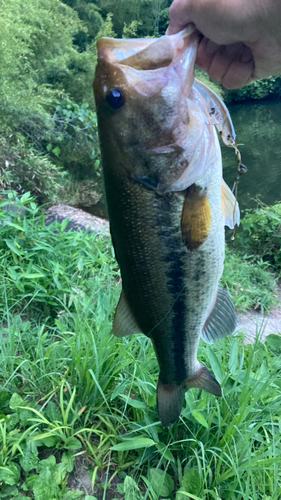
[229,141,247,240]
[146,283,187,337]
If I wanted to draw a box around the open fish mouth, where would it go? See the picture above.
[95,25,199,98]
[97,24,197,67]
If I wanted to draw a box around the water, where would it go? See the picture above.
[89,100,281,220]
[222,101,281,212]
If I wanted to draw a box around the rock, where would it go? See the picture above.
[45,204,109,235]
[236,283,281,343]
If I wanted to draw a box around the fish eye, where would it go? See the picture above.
[106,88,124,109]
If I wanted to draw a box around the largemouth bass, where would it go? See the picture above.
[94,26,240,427]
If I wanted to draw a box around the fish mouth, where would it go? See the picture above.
[96,26,199,97]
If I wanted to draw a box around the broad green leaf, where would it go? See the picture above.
[9,393,24,410]
[37,456,56,472]
[20,442,39,472]
[36,435,59,447]
[119,394,147,409]
[0,484,18,498]
[177,467,203,499]
[123,476,142,500]
[111,437,155,451]
[156,442,175,462]
[4,222,24,231]
[192,410,208,428]
[62,451,75,473]
[64,436,82,450]
[148,469,174,497]
[266,334,281,351]
[20,273,45,279]
[5,240,22,256]
[20,192,32,203]
[0,465,20,486]
[52,147,60,157]
[45,401,62,423]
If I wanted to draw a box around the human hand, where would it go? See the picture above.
[167,0,281,89]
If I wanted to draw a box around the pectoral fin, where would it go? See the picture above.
[221,179,240,229]
[113,290,141,337]
[181,184,212,251]
[201,286,237,344]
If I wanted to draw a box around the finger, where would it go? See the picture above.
[207,43,245,82]
[221,49,254,89]
[167,0,192,35]
[196,37,220,73]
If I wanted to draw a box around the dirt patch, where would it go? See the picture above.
[67,456,122,500]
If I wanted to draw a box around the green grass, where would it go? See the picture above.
[221,246,278,313]
[0,191,281,500]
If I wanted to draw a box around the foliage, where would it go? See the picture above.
[0,0,84,116]
[45,98,101,181]
[225,75,281,103]
[221,245,278,313]
[94,0,171,37]
[0,192,117,323]
[0,191,281,499]
[0,137,67,203]
[122,21,143,39]
[233,203,281,274]
[62,0,104,51]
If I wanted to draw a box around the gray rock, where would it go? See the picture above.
[45,204,109,235]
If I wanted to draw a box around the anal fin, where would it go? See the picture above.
[202,286,237,344]
[221,179,240,229]
[185,365,222,396]
[113,290,142,337]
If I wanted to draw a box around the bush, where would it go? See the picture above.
[225,75,281,103]
[46,98,101,181]
[233,203,281,273]
[221,246,278,312]
[0,137,67,203]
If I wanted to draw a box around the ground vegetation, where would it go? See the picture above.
[0,192,280,499]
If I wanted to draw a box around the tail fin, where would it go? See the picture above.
[185,365,222,396]
[157,366,221,427]
[157,378,185,428]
